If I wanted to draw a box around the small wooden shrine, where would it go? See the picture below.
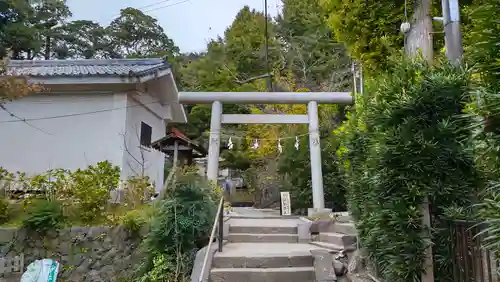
[151,127,207,166]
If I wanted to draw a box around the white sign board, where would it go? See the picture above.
[280,192,291,216]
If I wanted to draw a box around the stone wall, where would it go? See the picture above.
[0,226,143,282]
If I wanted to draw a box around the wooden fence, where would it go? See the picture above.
[451,220,500,282]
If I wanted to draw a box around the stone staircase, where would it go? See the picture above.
[210,218,317,282]
[208,216,358,282]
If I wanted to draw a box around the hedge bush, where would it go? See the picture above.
[336,59,482,282]
[137,167,218,282]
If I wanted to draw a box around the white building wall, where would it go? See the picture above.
[0,93,126,174]
[122,95,166,192]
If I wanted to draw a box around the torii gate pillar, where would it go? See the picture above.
[206,101,222,181]
[178,91,353,213]
[307,101,324,210]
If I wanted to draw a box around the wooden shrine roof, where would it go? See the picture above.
[151,128,207,158]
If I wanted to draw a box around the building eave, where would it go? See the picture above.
[26,68,173,85]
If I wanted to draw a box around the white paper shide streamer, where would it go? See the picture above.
[294,136,300,150]
[277,139,283,154]
[228,137,234,150]
[252,139,259,150]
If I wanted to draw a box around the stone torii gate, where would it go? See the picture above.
[178,91,353,214]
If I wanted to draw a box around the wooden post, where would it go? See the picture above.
[421,198,435,282]
[405,0,434,61]
[406,0,435,281]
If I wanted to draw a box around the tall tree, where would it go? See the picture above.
[106,8,179,58]
[320,0,408,73]
[0,0,41,59]
[224,6,280,80]
[31,0,71,59]
[0,0,71,60]
[52,20,110,59]
[277,0,351,91]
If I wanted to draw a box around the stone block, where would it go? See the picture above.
[331,222,357,235]
[310,249,337,281]
[310,219,336,234]
[297,219,312,243]
[308,208,333,217]
[319,233,357,247]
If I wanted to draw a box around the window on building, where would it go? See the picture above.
[140,122,152,147]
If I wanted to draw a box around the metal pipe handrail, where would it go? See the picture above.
[198,196,224,282]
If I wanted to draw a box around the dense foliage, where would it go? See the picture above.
[0,161,153,226]
[0,1,179,60]
[320,0,409,73]
[336,60,481,281]
[137,168,218,282]
[4,0,500,280]
[462,0,500,257]
[22,199,65,234]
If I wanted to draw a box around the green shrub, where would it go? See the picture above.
[71,161,120,223]
[337,60,482,282]
[123,176,154,209]
[139,253,191,282]
[121,209,147,235]
[465,0,500,255]
[0,198,10,224]
[23,200,65,234]
[137,168,218,281]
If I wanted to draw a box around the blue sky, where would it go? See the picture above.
[66,0,280,53]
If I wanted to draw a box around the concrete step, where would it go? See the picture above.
[212,254,313,268]
[229,233,298,243]
[331,222,357,235]
[318,232,356,246]
[213,242,313,269]
[229,225,298,234]
[228,218,300,235]
[210,267,315,282]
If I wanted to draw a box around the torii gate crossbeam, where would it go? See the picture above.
[178,91,353,213]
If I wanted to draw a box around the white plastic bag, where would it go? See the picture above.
[20,259,60,282]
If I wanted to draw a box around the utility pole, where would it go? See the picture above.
[439,0,463,64]
[264,0,273,91]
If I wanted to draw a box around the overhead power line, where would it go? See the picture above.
[0,104,52,135]
[106,0,191,23]
[142,0,190,13]
[0,100,163,124]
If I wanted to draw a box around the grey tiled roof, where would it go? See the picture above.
[7,58,171,77]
